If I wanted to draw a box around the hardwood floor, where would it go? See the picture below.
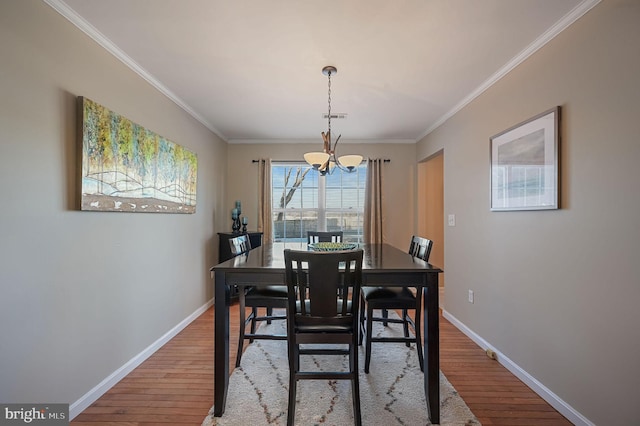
[71,304,572,425]
[439,317,572,426]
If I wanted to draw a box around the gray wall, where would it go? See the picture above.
[0,0,226,406]
[417,1,639,424]
[3,0,639,424]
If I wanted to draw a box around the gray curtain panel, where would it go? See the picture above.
[257,158,273,244]
[364,158,384,244]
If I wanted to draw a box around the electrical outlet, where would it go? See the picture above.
[468,289,474,304]
[448,214,455,226]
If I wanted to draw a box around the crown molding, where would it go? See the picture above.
[229,138,416,145]
[416,0,602,142]
[42,0,228,142]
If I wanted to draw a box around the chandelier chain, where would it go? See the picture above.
[327,70,332,135]
[304,65,362,175]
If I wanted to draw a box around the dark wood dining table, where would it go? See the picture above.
[210,242,443,423]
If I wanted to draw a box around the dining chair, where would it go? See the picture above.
[284,248,364,426]
[229,234,288,367]
[307,230,344,243]
[359,235,433,373]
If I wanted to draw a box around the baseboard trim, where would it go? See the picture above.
[442,309,594,426]
[69,299,214,420]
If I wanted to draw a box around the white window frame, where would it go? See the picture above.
[271,161,366,242]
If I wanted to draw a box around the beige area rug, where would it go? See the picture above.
[203,312,480,426]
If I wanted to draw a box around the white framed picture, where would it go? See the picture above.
[490,107,560,211]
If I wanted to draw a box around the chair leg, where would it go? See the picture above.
[351,342,362,426]
[364,304,374,374]
[249,307,258,343]
[382,308,389,326]
[358,293,365,345]
[414,306,424,372]
[287,342,298,426]
[235,290,247,368]
[266,307,273,324]
[287,377,297,426]
[402,308,411,347]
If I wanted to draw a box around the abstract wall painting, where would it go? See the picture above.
[78,97,197,213]
[490,106,560,211]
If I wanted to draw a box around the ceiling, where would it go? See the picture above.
[47,0,595,143]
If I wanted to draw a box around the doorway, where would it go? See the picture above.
[417,151,444,304]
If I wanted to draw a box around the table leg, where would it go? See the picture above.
[213,270,230,417]
[423,272,440,424]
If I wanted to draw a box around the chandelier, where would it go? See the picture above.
[304,66,363,175]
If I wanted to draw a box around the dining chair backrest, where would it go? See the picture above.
[284,248,364,425]
[229,234,252,257]
[307,230,344,244]
[284,249,363,324]
[408,235,433,262]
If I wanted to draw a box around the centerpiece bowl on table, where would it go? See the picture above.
[308,242,358,251]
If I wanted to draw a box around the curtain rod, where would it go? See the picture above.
[252,159,390,163]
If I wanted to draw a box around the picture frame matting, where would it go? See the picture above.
[490,106,560,211]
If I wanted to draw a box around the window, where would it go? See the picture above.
[272,161,367,243]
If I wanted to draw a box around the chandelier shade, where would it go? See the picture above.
[304,66,363,175]
[303,152,330,169]
[337,154,363,171]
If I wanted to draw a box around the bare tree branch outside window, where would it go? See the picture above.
[276,166,311,220]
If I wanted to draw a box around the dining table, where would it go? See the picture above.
[210,241,443,423]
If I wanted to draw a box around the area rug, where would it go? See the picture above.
[203,312,480,426]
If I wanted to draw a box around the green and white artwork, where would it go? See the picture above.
[79,97,197,213]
